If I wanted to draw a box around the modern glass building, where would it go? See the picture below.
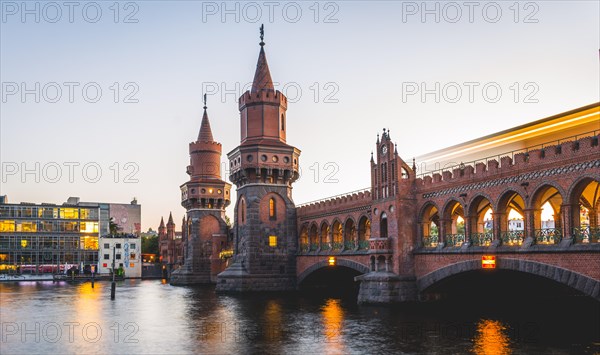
[0,196,112,274]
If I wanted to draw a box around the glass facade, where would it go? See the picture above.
[0,203,102,274]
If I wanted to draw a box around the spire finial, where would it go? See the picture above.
[203,93,207,110]
[259,24,265,46]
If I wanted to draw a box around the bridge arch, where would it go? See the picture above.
[417,259,599,300]
[441,198,466,247]
[297,258,370,286]
[528,181,567,210]
[467,194,494,246]
[319,220,330,247]
[530,183,565,243]
[568,175,600,242]
[495,189,526,245]
[419,202,440,247]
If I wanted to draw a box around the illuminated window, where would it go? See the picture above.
[60,208,79,219]
[130,253,136,260]
[0,220,15,232]
[81,236,98,250]
[19,222,37,233]
[80,222,98,233]
[269,236,277,247]
[269,198,276,219]
[130,263,135,268]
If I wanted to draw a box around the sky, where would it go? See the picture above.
[1,1,599,231]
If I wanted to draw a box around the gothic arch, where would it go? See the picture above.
[494,187,527,213]
[417,259,600,301]
[418,201,440,221]
[441,198,465,220]
[567,175,600,206]
[319,220,331,246]
[297,258,370,286]
[259,192,286,223]
[236,195,246,225]
[528,182,567,210]
[198,215,222,241]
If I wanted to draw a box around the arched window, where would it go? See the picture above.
[269,198,276,219]
[241,199,245,223]
[380,213,388,238]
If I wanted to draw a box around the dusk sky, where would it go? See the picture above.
[2,1,599,231]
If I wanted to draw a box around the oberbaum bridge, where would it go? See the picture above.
[166,29,600,304]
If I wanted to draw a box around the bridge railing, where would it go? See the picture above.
[534,228,562,244]
[572,226,600,243]
[469,232,493,246]
[500,230,525,246]
[444,234,465,247]
[416,129,598,179]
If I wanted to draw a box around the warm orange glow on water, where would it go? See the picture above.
[263,300,282,341]
[321,299,346,354]
[472,319,512,355]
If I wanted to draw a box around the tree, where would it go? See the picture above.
[109,217,122,235]
[142,235,159,255]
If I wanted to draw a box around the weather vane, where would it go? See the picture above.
[203,93,207,109]
[260,24,264,46]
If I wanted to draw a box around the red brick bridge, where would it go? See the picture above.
[296,131,600,302]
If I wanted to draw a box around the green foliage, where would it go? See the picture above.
[109,217,122,235]
[142,235,159,255]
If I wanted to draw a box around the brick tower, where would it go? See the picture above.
[170,97,231,285]
[356,129,418,303]
[216,27,301,291]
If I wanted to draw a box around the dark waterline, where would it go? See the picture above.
[0,280,598,354]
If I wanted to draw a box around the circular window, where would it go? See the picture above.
[389,205,395,213]
[272,156,279,162]
[217,189,222,194]
[261,155,267,162]
[247,155,253,162]
[201,188,206,193]
[283,157,290,163]
[191,189,195,194]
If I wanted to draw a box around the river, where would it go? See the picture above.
[0,280,598,354]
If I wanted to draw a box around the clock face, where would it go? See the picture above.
[382,145,388,155]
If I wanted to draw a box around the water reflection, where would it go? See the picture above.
[0,280,597,354]
[472,319,512,355]
[320,298,346,354]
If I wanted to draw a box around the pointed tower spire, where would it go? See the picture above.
[251,24,274,94]
[167,212,174,225]
[198,93,214,142]
[159,217,165,228]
